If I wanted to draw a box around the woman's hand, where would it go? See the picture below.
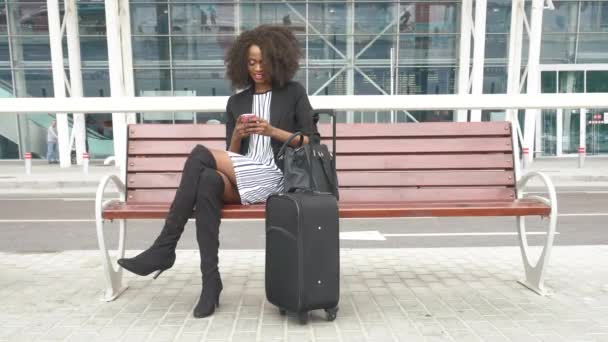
[232,118,250,140]
[246,118,275,137]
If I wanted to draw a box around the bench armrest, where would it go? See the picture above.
[95,174,126,218]
[516,171,557,212]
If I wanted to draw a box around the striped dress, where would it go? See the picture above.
[227,91,284,205]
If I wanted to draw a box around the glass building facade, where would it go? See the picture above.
[1,0,607,160]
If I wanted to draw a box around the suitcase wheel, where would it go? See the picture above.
[297,311,309,325]
[279,309,286,316]
[325,307,338,322]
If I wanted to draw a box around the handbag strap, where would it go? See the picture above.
[277,132,305,158]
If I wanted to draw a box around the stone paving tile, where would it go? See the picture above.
[1,246,608,341]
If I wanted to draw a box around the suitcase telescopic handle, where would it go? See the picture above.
[313,109,337,163]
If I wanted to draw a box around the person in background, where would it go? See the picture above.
[46,120,58,164]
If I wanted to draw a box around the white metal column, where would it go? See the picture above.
[346,0,355,123]
[119,0,137,124]
[105,0,128,176]
[65,0,86,165]
[523,0,546,164]
[506,0,524,125]
[470,0,487,121]
[456,0,473,122]
[46,0,71,168]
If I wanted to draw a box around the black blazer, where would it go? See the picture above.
[225,81,318,166]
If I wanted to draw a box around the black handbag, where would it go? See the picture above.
[277,111,339,200]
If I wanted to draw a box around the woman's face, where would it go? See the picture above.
[247,44,269,87]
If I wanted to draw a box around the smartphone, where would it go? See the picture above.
[240,113,257,123]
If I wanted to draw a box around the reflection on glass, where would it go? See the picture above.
[0,3,7,33]
[8,2,49,35]
[398,3,457,33]
[240,3,305,32]
[562,109,580,154]
[14,69,53,97]
[483,67,507,94]
[308,34,346,60]
[82,69,110,97]
[131,4,168,35]
[486,0,511,33]
[541,111,557,156]
[586,110,608,155]
[171,4,234,35]
[0,69,12,96]
[132,36,170,66]
[577,34,608,63]
[307,68,346,95]
[307,3,347,35]
[355,68,390,95]
[78,3,106,35]
[543,2,578,32]
[81,36,108,62]
[558,71,584,93]
[397,67,455,95]
[399,35,457,62]
[355,35,395,59]
[586,71,608,93]
[11,36,51,63]
[541,71,557,93]
[579,1,608,32]
[172,69,231,97]
[540,34,576,63]
[355,2,395,35]
[135,69,171,95]
[172,35,232,62]
[485,34,507,59]
[0,36,9,63]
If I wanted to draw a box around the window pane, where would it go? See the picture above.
[398,3,458,34]
[541,71,557,93]
[308,3,347,35]
[132,36,170,67]
[171,35,232,63]
[308,34,346,61]
[542,1,578,33]
[0,2,7,33]
[172,69,231,96]
[486,0,511,33]
[558,71,584,93]
[240,3,305,32]
[0,68,13,96]
[82,69,109,97]
[171,4,234,35]
[580,1,608,32]
[131,4,168,35]
[540,34,576,63]
[586,71,608,93]
[396,67,455,95]
[399,35,457,62]
[485,34,507,59]
[355,2,395,35]
[78,3,106,35]
[577,33,608,63]
[8,2,48,35]
[307,68,346,95]
[355,35,394,60]
[0,36,9,64]
[483,66,507,94]
[81,36,108,63]
[134,69,171,95]
[11,36,51,64]
[355,68,390,95]
[14,69,53,97]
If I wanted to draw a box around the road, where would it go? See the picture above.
[0,189,607,252]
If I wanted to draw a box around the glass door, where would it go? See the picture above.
[586,110,608,155]
[540,110,557,156]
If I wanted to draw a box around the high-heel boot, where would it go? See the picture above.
[192,168,225,318]
[118,145,217,278]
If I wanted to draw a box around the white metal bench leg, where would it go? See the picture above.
[515,171,558,296]
[95,174,129,301]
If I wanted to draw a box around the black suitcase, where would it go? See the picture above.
[265,191,340,324]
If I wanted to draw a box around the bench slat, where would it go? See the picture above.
[127,137,512,155]
[103,199,549,220]
[127,122,511,139]
[128,154,514,172]
[125,187,515,203]
[127,170,515,189]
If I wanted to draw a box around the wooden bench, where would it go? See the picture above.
[95,120,557,301]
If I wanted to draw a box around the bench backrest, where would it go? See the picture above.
[125,121,516,203]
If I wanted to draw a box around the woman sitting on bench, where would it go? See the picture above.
[117,25,317,318]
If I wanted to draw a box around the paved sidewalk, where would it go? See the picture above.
[2,246,608,342]
[1,157,608,195]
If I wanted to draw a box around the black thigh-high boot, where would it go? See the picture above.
[193,168,224,318]
[118,145,217,277]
